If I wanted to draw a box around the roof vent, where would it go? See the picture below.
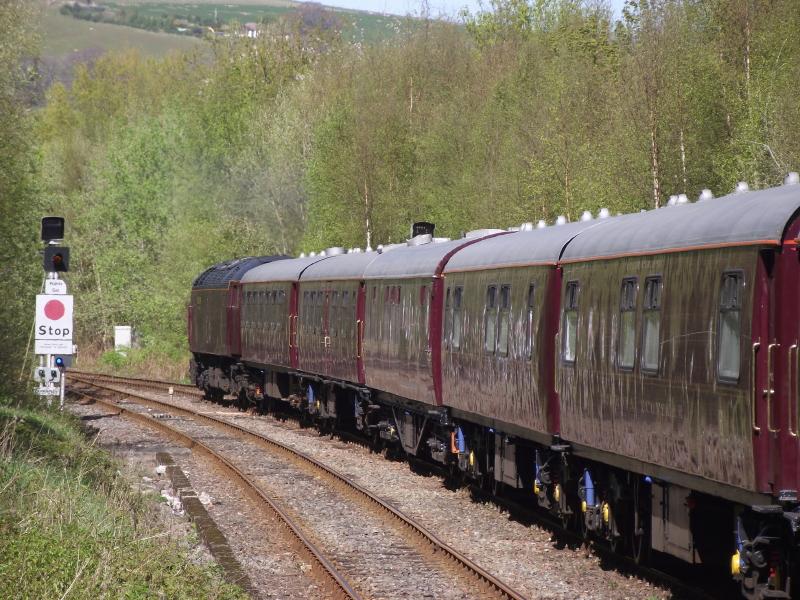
[506,226,520,232]
[667,195,677,206]
[785,172,799,186]
[310,252,317,257]
[735,181,750,193]
[464,228,504,239]
[698,188,714,201]
[433,237,451,243]
[580,210,593,222]
[365,245,372,253]
[376,245,384,254]
[677,193,689,204]
[555,216,567,226]
[299,252,306,258]
[325,247,345,256]
[411,221,435,237]
[407,234,432,247]
[536,220,547,229]
[520,222,534,231]
[597,208,610,219]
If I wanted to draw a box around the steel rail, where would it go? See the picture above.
[68,370,202,396]
[72,384,362,600]
[71,373,527,600]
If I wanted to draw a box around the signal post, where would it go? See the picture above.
[32,217,72,409]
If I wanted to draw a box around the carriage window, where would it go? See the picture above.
[641,276,662,373]
[444,288,453,349]
[452,286,464,350]
[718,272,744,381]
[331,291,339,337]
[525,284,535,359]
[310,291,317,334]
[562,281,580,363]
[618,278,638,370]
[497,285,511,356]
[484,285,498,353]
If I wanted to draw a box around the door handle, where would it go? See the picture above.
[765,343,779,433]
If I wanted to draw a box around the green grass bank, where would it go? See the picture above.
[0,400,246,599]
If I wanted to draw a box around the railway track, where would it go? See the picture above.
[68,372,527,600]
[70,381,359,600]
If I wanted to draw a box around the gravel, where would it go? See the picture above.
[72,382,675,599]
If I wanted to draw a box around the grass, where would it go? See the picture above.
[72,341,191,382]
[0,402,245,599]
[40,4,202,58]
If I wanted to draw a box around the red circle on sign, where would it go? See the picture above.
[44,299,65,320]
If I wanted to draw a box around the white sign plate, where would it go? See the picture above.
[35,339,73,355]
[45,279,67,295]
[35,294,73,342]
[35,387,60,397]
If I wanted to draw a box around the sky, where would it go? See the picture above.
[321,0,627,19]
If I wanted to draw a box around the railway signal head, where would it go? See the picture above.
[44,246,70,272]
[41,217,65,242]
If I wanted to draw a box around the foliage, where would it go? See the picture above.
[9,0,800,377]
[0,1,42,396]
[0,404,246,599]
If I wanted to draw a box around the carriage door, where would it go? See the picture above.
[227,282,242,356]
[772,228,800,495]
[321,287,332,373]
[289,283,299,369]
[356,283,366,384]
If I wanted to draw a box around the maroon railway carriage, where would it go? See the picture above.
[361,231,507,408]
[438,222,596,486]
[238,254,329,400]
[188,255,286,399]
[296,250,379,385]
[557,183,800,591]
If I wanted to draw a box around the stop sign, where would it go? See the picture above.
[35,294,73,340]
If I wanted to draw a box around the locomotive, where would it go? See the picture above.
[189,175,800,599]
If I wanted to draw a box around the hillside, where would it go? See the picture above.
[41,4,202,58]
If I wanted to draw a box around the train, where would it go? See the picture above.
[189,175,800,600]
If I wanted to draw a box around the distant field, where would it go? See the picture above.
[50,1,408,49]
[41,5,202,58]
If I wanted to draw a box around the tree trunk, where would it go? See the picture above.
[649,106,661,209]
[363,178,372,250]
[679,127,687,193]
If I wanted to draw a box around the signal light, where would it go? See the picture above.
[44,246,70,272]
[53,355,72,368]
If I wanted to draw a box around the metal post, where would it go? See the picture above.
[59,371,66,411]
[46,354,53,407]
